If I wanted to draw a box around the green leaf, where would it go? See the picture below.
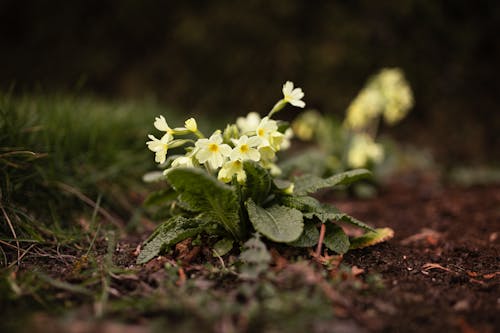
[240,236,272,264]
[246,199,303,243]
[137,216,206,264]
[212,238,234,257]
[239,235,271,280]
[280,195,322,213]
[272,178,293,191]
[336,214,375,232]
[165,168,244,240]
[242,161,272,204]
[294,169,372,195]
[349,227,394,250]
[288,222,319,247]
[323,224,350,254]
[303,203,375,232]
[143,187,177,207]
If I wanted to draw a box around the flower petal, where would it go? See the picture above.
[154,116,171,132]
[219,144,232,156]
[247,149,261,161]
[290,99,306,108]
[282,81,293,95]
[247,136,262,147]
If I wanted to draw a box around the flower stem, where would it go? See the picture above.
[315,223,326,257]
[194,130,205,139]
[268,99,287,118]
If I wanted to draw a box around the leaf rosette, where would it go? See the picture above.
[138,82,393,264]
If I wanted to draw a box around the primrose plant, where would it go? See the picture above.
[289,68,414,178]
[138,81,392,264]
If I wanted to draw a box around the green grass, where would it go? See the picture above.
[0,92,186,265]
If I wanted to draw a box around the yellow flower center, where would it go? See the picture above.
[257,128,265,137]
[233,160,242,167]
[208,143,219,153]
[239,144,249,153]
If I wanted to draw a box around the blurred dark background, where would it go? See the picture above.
[1,0,498,165]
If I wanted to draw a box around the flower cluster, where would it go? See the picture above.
[288,68,413,176]
[342,69,412,169]
[347,133,384,168]
[147,81,304,184]
[344,68,413,130]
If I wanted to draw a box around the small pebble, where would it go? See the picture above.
[453,299,470,311]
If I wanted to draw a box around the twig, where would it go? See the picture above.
[7,244,36,269]
[315,223,326,257]
[177,267,187,286]
[54,181,123,228]
[0,239,21,250]
[0,205,20,266]
[421,263,454,273]
[212,250,227,269]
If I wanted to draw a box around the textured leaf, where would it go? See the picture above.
[239,235,271,280]
[349,227,394,250]
[242,161,272,204]
[137,216,206,264]
[303,203,375,232]
[336,214,375,232]
[280,195,322,213]
[272,179,293,191]
[246,199,304,243]
[240,236,272,264]
[288,222,319,247]
[294,169,372,195]
[143,187,177,207]
[323,224,350,254]
[165,168,243,240]
[212,238,234,257]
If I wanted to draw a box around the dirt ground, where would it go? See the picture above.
[5,172,499,333]
[337,173,500,333]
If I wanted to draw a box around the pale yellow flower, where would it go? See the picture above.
[146,133,173,164]
[282,81,305,108]
[230,135,261,161]
[154,115,174,133]
[283,183,294,195]
[379,69,414,125]
[184,118,198,132]
[347,134,384,168]
[171,155,195,168]
[278,128,294,150]
[195,132,231,169]
[344,89,383,130]
[218,160,246,184]
[344,68,413,130]
[256,117,278,148]
[236,112,261,134]
[259,146,276,161]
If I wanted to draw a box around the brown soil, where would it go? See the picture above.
[336,173,499,333]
